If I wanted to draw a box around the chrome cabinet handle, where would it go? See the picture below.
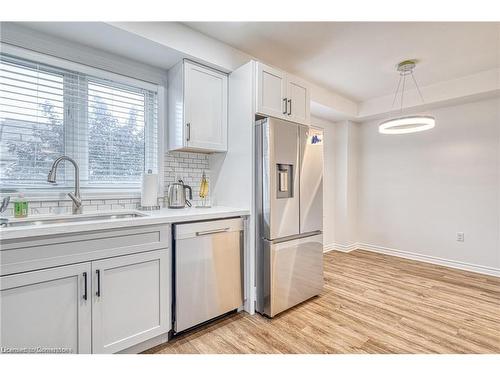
[282,98,287,115]
[83,272,88,301]
[196,227,230,236]
[186,123,191,142]
[96,269,101,297]
[288,99,292,116]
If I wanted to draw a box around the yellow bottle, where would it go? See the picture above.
[198,172,209,206]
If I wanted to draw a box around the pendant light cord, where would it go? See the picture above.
[400,73,406,113]
[391,75,403,108]
[390,61,426,115]
[411,71,425,103]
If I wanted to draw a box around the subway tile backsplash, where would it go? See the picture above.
[164,151,210,207]
[2,197,143,217]
[2,151,210,217]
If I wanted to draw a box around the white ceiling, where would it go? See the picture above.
[185,22,500,102]
[16,22,185,70]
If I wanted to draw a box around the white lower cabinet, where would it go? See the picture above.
[0,262,92,354]
[0,249,169,354]
[91,250,168,354]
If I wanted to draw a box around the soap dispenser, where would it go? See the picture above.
[14,193,28,218]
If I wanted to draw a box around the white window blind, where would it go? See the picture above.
[0,53,158,190]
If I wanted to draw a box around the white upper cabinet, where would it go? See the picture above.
[256,63,287,118]
[256,62,311,125]
[168,60,228,153]
[287,75,310,125]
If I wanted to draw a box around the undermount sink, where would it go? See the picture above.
[1,212,146,228]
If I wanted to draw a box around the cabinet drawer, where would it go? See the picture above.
[1,224,169,276]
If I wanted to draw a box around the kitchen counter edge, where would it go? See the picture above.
[0,207,250,241]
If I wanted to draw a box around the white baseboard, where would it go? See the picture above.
[357,242,500,278]
[323,242,358,253]
[323,241,500,277]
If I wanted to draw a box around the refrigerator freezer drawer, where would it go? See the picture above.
[263,233,323,317]
[174,218,244,333]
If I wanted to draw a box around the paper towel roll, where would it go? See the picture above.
[141,171,158,207]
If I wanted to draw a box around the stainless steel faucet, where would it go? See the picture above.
[0,196,10,227]
[47,156,83,214]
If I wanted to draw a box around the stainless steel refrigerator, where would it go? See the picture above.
[255,117,324,317]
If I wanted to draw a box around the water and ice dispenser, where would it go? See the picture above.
[276,164,293,199]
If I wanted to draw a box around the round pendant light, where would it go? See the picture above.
[379,115,435,134]
[379,60,435,135]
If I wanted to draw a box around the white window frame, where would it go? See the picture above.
[0,43,165,200]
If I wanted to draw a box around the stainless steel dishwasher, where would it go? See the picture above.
[173,218,244,333]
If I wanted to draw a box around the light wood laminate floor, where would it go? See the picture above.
[146,250,500,354]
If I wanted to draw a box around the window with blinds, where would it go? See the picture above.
[0,54,158,189]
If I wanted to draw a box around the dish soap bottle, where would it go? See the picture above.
[14,193,28,218]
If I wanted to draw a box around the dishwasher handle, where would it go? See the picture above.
[196,227,230,236]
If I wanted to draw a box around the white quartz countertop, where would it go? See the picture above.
[0,206,250,241]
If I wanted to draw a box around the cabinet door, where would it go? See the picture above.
[256,62,287,119]
[184,61,228,152]
[91,249,169,354]
[0,263,91,354]
[287,75,310,125]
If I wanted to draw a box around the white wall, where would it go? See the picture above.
[310,117,335,247]
[329,120,360,249]
[357,98,500,271]
[311,117,359,251]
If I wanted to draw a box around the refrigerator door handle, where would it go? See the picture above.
[268,230,322,244]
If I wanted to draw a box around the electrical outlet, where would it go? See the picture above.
[457,232,465,242]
